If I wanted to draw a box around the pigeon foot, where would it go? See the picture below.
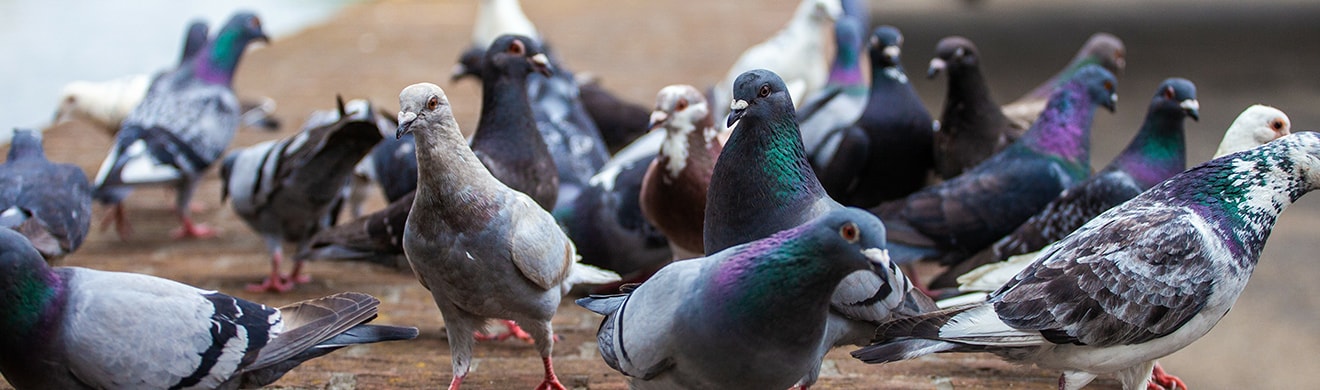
[1148,363,1186,390]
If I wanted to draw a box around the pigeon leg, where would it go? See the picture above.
[447,375,465,390]
[1148,363,1186,390]
[535,356,566,390]
[520,319,565,390]
[474,320,534,343]
[172,216,217,239]
[171,179,216,239]
[287,257,313,284]
[246,250,294,293]
[99,204,133,241]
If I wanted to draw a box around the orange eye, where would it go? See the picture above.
[675,98,688,111]
[1104,80,1115,92]
[509,40,525,55]
[427,96,439,110]
[758,85,771,98]
[839,222,859,243]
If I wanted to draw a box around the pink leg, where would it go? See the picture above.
[287,258,312,284]
[100,204,134,241]
[246,252,294,293]
[535,356,566,390]
[171,215,217,239]
[474,320,535,343]
[1148,362,1187,390]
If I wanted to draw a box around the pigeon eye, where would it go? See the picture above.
[758,85,771,98]
[427,96,439,110]
[675,98,688,111]
[249,17,261,30]
[839,222,859,243]
[1104,80,1115,92]
[509,40,525,55]
[1272,119,1285,131]
[1163,86,1175,100]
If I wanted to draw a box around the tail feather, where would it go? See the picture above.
[248,292,380,370]
[576,294,627,316]
[564,262,623,289]
[851,338,960,364]
[873,305,977,342]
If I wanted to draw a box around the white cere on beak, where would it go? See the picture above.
[530,53,550,67]
[861,248,891,265]
[883,46,901,59]
[398,111,417,124]
[649,111,668,127]
[730,99,749,111]
[928,58,946,71]
[1180,99,1200,111]
[1111,93,1118,105]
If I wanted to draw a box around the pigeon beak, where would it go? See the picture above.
[727,99,749,128]
[1104,93,1118,113]
[882,46,901,63]
[255,33,271,44]
[450,63,471,83]
[530,53,553,76]
[1180,99,1200,121]
[860,248,889,271]
[927,58,946,79]
[396,111,418,139]
[648,111,669,131]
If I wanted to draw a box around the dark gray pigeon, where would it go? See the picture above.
[579,207,889,390]
[92,11,268,240]
[0,228,417,390]
[396,82,618,390]
[853,131,1320,390]
[0,129,92,261]
[932,78,1198,289]
[927,36,1022,180]
[577,76,651,154]
[706,69,934,388]
[1002,33,1126,129]
[299,191,413,270]
[178,19,209,64]
[220,96,383,292]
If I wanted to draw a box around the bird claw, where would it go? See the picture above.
[171,223,217,240]
[1148,363,1187,390]
[535,379,566,390]
[473,320,535,343]
[245,276,295,293]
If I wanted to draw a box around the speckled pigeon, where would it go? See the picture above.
[580,207,890,390]
[854,131,1320,390]
[1002,33,1126,129]
[396,83,619,390]
[220,96,383,293]
[91,11,268,240]
[0,129,92,261]
[931,78,1198,289]
[0,228,416,390]
[927,36,1022,180]
[872,65,1117,279]
[706,69,935,388]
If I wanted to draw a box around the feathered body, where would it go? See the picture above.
[0,130,93,261]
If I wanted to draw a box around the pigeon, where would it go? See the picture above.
[577,76,652,154]
[1002,33,1126,129]
[91,11,268,240]
[1215,104,1291,157]
[711,0,842,132]
[706,69,935,388]
[470,0,539,51]
[342,104,412,215]
[220,96,384,293]
[178,19,210,63]
[0,129,92,261]
[931,78,1199,290]
[798,16,869,177]
[840,0,870,30]
[640,85,722,260]
[0,228,417,390]
[927,36,1022,180]
[555,149,671,283]
[853,130,1320,390]
[396,83,619,390]
[944,103,1292,300]
[299,191,414,270]
[872,65,1117,277]
[815,25,935,207]
[579,207,892,390]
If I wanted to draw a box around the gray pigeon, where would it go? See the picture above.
[578,207,888,390]
[0,228,417,390]
[92,11,268,240]
[396,82,618,390]
[0,129,93,261]
[854,131,1320,390]
[1001,33,1126,129]
[220,96,383,293]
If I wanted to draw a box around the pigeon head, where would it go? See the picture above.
[650,85,712,134]
[826,16,866,87]
[396,83,455,139]
[194,11,269,84]
[451,47,485,82]
[179,19,210,64]
[7,129,45,162]
[928,36,978,78]
[870,25,905,67]
[1068,64,1118,112]
[727,69,795,129]
[0,228,62,341]
[1078,32,1126,76]
[1149,78,1199,121]
[484,34,552,78]
[793,207,889,275]
[1216,105,1291,157]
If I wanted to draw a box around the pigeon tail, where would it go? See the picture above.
[850,338,958,363]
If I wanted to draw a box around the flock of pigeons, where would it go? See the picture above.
[0,0,1314,389]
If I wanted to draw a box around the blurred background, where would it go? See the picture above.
[3,0,1319,388]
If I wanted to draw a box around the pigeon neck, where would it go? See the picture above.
[828,47,865,87]
[1164,140,1316,263]
[0,265,64,351]
[703,226,844,326]
[474,70,541,144]
[193,28,252,85]
[658,113,718,180]
[943,65,1005,133]
[721,114,826,204]
[6,136,45,162]
[1107,104,1187,189]
[412,115,502,213]
[1016,83,1095,169]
